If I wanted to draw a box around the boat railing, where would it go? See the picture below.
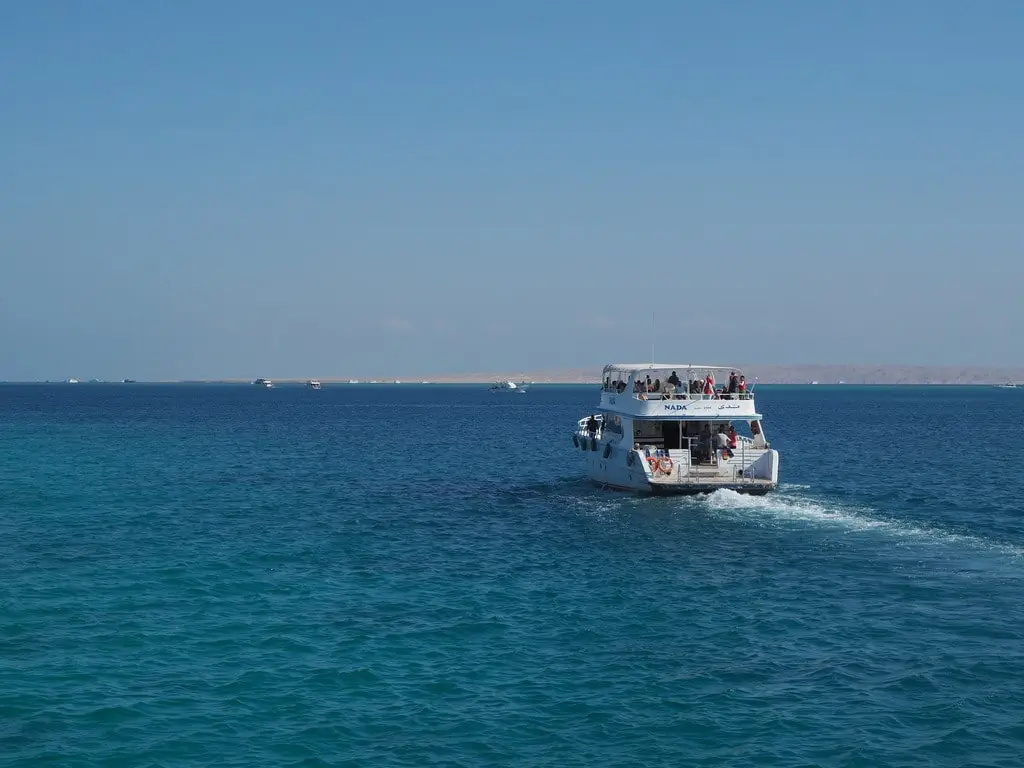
[577,414,603,441]
[627,390,753,401]
[635,435,765,484]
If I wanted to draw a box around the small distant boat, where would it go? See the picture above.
[122,379,137,384]
[997,382,1018,389]
[307,379,322,390]
[490,379,531,393]
[348,379,359,384]
[66,378,79,384]
[253,378,273,388]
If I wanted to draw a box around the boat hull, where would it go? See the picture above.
[575,435,779,496]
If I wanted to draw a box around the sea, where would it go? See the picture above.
[1,383,1022,767]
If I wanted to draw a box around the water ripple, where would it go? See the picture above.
[1,384,1024,765]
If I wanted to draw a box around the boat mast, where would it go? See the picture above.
[651,312,656,366]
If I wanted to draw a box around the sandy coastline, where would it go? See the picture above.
[118,364,1024,386]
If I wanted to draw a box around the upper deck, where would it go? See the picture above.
[599,363,761,420]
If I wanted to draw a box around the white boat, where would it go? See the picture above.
[66,378,79,384]
[997,382,1018,388]
[573,363,780,495]
[489,379,531,393]
[307,379,322,390]
[253,378,273,388]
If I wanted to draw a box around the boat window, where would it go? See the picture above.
[601,413,624,436]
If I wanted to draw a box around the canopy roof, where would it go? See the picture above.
[603,363,745,376]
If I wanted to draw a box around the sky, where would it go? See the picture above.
[1,0,1022,380]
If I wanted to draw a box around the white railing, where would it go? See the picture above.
[632,390,753,401]
[634,437,765,484]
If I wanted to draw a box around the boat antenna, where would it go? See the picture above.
[651,312,656,365]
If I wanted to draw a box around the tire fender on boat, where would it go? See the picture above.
[572,434,580,448]
[626,451,636,467]
[590,437,598,452]
[603,444,612,459]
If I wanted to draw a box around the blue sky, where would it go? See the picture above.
[1,1,1022,379]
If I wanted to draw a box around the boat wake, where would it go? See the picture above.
[703,487,1024,560]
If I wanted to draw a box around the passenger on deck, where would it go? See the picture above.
[738,376,747,397]
[586,415,599,435]
[715,426,732,459]
[668,371,681,388]
[653,378,661,393]
[728,371,739,394]
[698,425,713,462]
[728,425,738,449]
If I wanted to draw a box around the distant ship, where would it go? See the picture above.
[490,379,530,393]
[122,379,137,384]
[253,378,273,388]
[66,378,79,384]
[307,379,322,390]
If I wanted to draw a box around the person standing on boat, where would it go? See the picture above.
[586,415,599,435]
[668,371,681,388]
[727,372,739,397]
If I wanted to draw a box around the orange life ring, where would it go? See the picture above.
[647,456,658,471]
[658,457,674,474]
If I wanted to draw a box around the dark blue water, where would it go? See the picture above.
[2,383,1022,767]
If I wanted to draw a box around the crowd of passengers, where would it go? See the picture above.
[605,371,749,399]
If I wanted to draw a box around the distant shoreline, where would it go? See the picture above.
[17,364,1023,386]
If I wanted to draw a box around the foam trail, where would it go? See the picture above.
[702,489,1024,558]
[704,488,886,531]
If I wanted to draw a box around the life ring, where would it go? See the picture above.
[658,457,674,474]
[603,444,612,459]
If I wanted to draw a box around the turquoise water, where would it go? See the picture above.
[2,384,1023,766]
